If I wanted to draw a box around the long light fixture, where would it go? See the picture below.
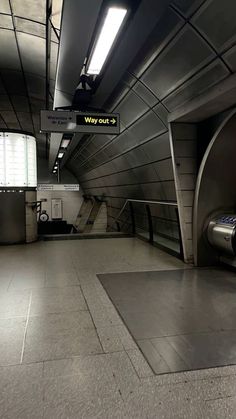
[87,7,127,75]
[61,139,70,148]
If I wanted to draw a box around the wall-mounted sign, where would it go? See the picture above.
[40,110,120,135]
[51,198,62,220]
[37,184,80,191]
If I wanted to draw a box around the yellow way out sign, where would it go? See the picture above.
[40,110,120,135]
[76,113,119,133]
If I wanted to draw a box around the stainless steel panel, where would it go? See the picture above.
[141,132,171,161]
[128,110,166,145]
[153,159,175,180]
[0,29,21,70]
[0,14,13,29]
[99,268,236,374]
[223,45,236,72]
[116,90,148,128]
[1,70,26,95]
[17,33,45,77]
[208,215,236,256]
[0,0,11,14]
[0,95,13,111]
[142,26,215,99]
[14,17,46,38]
[0,191,25,244]
[17,112,34,132]
[153,103,169,126]
[141,181,176,201]
[11,0,46,23]
[0,111,19,125]
[11,95,30,112]
[131,8,183,79]
[163,60,229,112]
[192,0,236,52]
[124,148,150,167]
[25,74,45,100]
[193,110,236,265]
[133,82,158,107]
[132,165,159,183]
[171,0,205,16]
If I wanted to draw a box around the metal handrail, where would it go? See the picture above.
[109,198,178,231]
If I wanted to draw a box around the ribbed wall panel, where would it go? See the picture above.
[67,1,235,245]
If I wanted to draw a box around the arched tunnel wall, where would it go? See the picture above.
[66,0,236,245]
[193,110,236,266]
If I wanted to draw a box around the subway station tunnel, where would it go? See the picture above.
[1,0,236,417]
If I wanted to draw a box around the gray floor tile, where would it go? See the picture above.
[206,395,236,419]
[97,324,136,352]
[0,277,12,291]
[3,238,236,418]
[45,271,80,287]
[43,353,112,380]
[30,286,87,315]
[106,351,140,398]
[0,362,44,418]
[43,394,123,419]
[126,349,154,378]
[23,328,103,363]
[0,317,26,366]
[0,290,31,319]
[43,352,122,418]
[27,311,94,337]
[8,275,45,291]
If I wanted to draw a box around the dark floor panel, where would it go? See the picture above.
[98,268,236,374]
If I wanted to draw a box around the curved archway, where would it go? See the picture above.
[193,108,236,266]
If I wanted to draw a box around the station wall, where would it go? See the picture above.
[67,0,236,246]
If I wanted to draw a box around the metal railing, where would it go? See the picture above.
[108,199,183,259]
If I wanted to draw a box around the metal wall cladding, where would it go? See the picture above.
[172,0,206,16]
[133,82,158,107]
[115,90,149,128]
[163,60,229,111]
[192,0,236,52]
[141,26,215,99]
[130,8,184,79]
[68,1,235,242]
[223,45,236,72]
[0,29,21,70]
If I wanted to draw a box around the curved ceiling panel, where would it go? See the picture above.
[0,0,62,157]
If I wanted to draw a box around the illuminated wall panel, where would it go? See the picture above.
[0,132,37,187]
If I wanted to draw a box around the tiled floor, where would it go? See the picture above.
[99,269,236,374]
[0,237,235,418]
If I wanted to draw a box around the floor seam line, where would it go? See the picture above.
[20,291,32,364]
[79,282,106,353]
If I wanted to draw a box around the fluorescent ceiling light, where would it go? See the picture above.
[61,139,70,148]
[87,7,127,75]
[58,152,64,159]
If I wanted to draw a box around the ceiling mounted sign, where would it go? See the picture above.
[40,110,120,135]
[37,184,80,191]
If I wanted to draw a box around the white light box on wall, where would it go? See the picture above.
[0,132,37,187]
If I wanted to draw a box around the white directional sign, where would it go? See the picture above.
[40,110,120,135]
[37,184,80,191]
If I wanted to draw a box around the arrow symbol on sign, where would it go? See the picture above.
[110,118,116,124]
